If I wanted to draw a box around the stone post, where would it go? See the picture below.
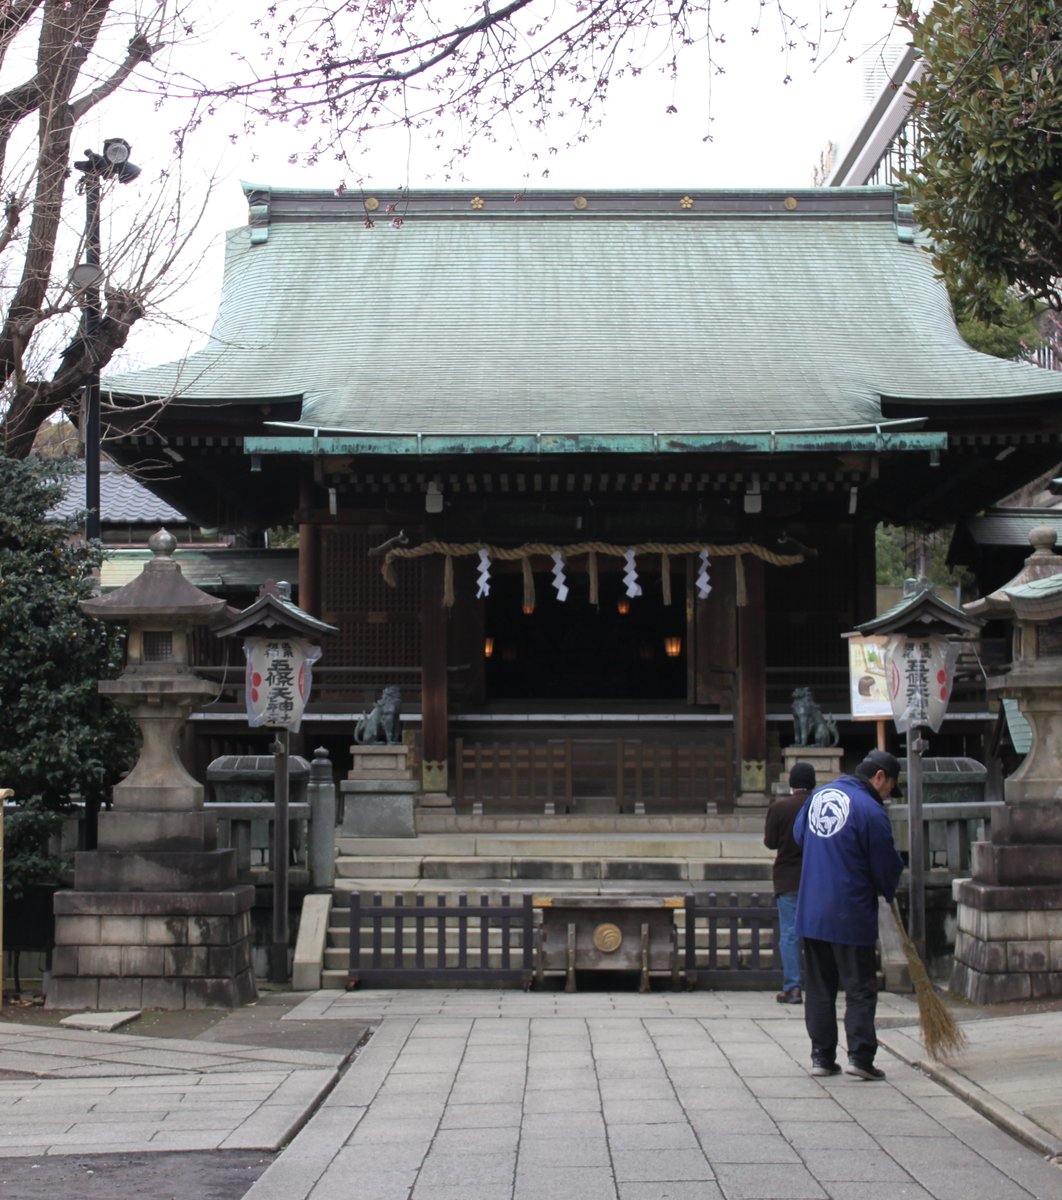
[307,747,336,890]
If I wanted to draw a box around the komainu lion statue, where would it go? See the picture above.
[791,686,839,747]
[354,685,402,745]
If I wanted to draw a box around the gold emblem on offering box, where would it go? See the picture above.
[592,922,623,953]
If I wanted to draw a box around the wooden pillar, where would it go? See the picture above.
[461,560,486,705]
[852,518,877,634]
[692,555,737,706]
[297,473,319,615]
[690,556,739,809]
[685,561,697,706]
[421,556,449,792]
[737,554,767,794]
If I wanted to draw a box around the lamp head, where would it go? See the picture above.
[74,139,140,183]
[103,138,131,165]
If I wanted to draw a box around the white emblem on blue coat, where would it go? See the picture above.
[808,788,850,838]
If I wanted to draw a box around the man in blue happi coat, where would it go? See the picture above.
[794,749,905,1081]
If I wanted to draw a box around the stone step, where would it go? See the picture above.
[334,856,773,883]
[335,833,774,858]
[413,812,768,835]
[330,879,773,904]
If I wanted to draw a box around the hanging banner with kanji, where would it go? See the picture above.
[884,635,959,733]
[244,637,321,731]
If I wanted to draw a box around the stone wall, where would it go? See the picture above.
[50,889,256,1010]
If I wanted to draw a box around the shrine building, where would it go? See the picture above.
[101,186,1062,811]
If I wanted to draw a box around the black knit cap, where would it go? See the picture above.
[788,762,816,790]
[855,749,903,796]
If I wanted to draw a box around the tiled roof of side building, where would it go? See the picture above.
[103,187,1062,439]
[963,510,1062,547]
[48,463,190,524]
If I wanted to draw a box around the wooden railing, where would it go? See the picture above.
[343,890,777,990]
[683,891,779,989]
[453,737,735,814]
[455,739,572,813]
[617,740,734,813]
[347,892,535,988]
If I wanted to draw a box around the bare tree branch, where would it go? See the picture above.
[167,1,843,170]
[0,1,205,457]
[70,30,158,121]
[0,0,44,73]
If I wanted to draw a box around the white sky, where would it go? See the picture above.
[81,1,905,370]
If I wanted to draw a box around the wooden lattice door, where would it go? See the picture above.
[318,526,422,705]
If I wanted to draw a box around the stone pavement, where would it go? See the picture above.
[881,1009,1062,1155]
[0,1022,342,1155]
[1,989,1061,1200]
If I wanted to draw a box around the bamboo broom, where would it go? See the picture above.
[890,900,967,1059]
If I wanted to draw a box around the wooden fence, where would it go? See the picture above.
[345,890,779,990]
[455,740,572,813]
[683,891,779,989]
[617,740,734,813]
[454,737,734,813]
[347,892,535,988]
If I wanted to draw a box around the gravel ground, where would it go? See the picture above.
[0,1149,274,1200]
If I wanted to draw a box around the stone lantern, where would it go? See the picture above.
[48,529,257,1010]
[952,526,1062,1002]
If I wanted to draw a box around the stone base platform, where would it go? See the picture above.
[782,744,844,785]
[340,780,417,838]
[348,744,414,781]
[48,885,257,1010]
[950,878,1062,1004]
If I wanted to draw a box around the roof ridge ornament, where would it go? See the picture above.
[246,185,271,245]
[896,202,916,243]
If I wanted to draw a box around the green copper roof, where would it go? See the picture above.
[106,187,1062,442]
[853,580,983,635]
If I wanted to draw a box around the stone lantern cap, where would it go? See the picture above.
[81,527,228,626]
[851,578,982,638]
[965,525,1062,618]
[996,572,1062,622]
[213,579,337,640]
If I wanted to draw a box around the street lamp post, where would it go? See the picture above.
[72,139,139,541]
[848,581,982,960]
[214,583,337,983]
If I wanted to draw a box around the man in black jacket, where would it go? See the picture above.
[765,761,815,1004]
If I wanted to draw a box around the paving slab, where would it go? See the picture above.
[58,1010,142,1032]
[3,987,1062,1200]
[0,1065,337,1155]
[233,989,1062,1200]
[0,1019,346,1157]
[879,1008,1062,1157]
[0,1022,341,1078]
